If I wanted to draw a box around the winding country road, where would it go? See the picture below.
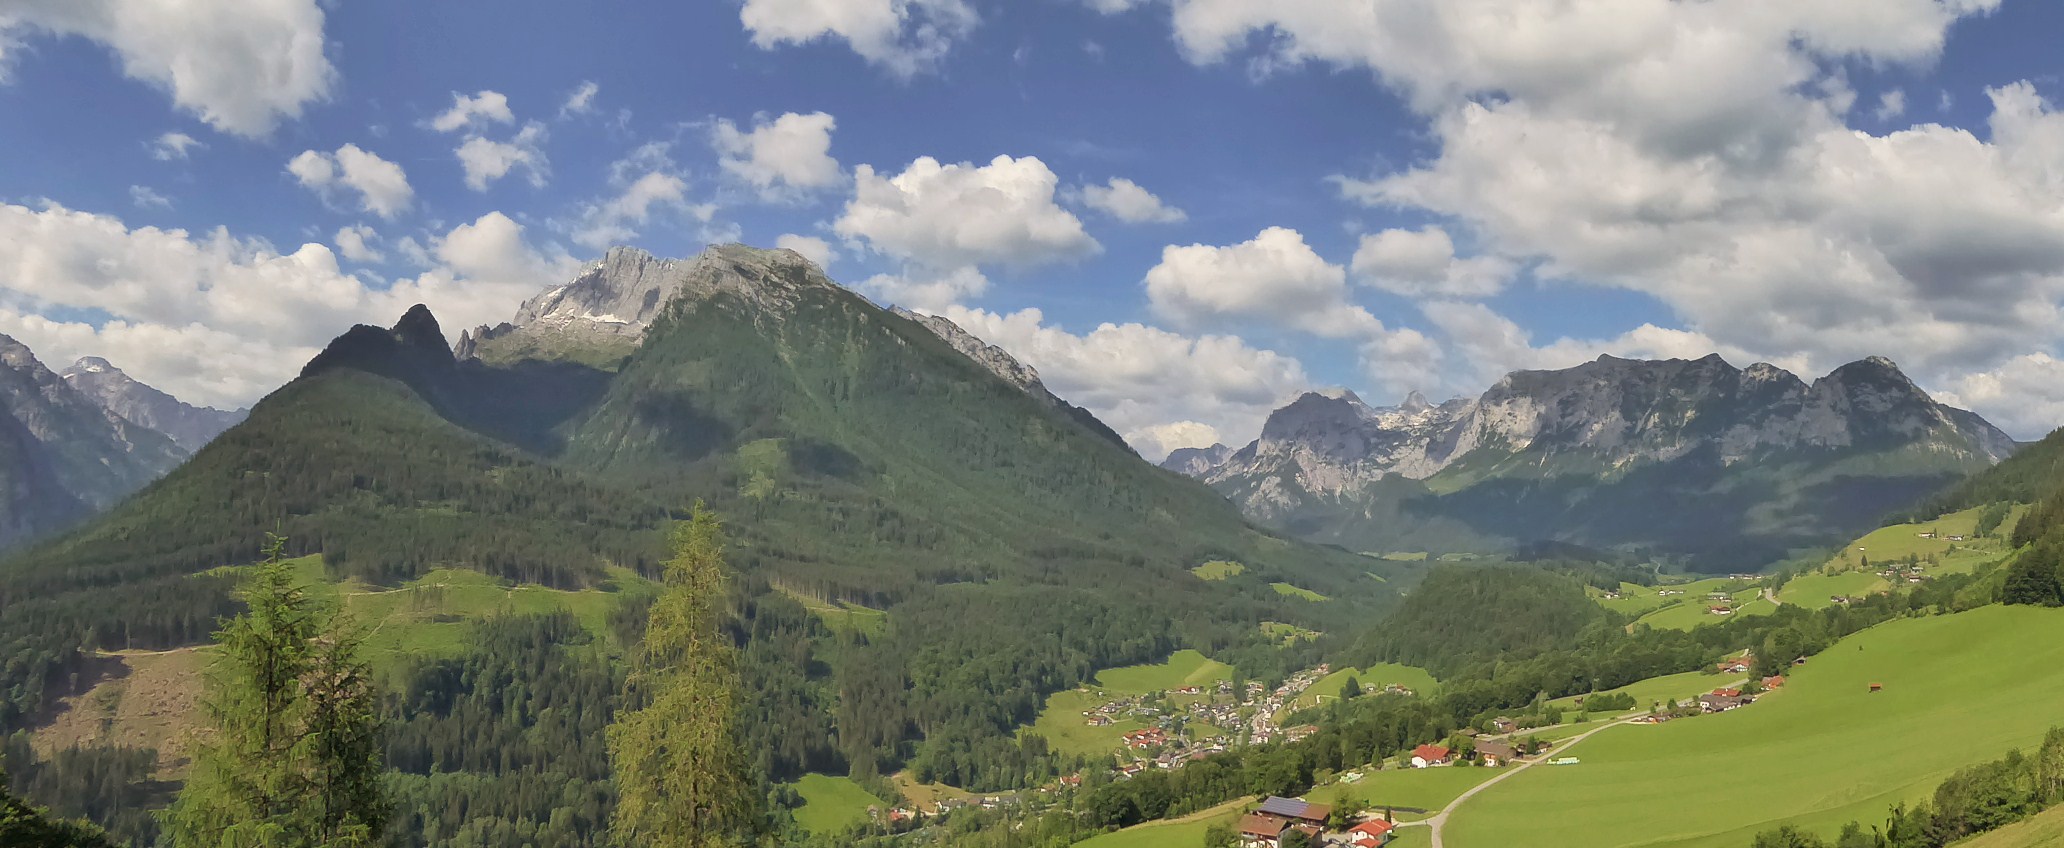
[1419,716,1640,848]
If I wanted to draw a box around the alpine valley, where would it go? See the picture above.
[1,245,2051,848]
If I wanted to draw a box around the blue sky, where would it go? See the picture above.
[3,0,2064,458]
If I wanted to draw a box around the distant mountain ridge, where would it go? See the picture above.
[0,338,191,549]
[1166,353,2016,567]
[61,356,245,452]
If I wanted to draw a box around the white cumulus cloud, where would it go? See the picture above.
[0,202,572,409]
[1078,177,1187,224]
[429,90,514,133]
[287,144,414,219]
[334,224,383,263]
[147,131,201,161]
[712,111,844,199]
[940,305,1311,460]
[739,0,977,77]
[1350,226,1514,299]
[456,122,549,191]
[0,0,335,136]
[560,81,599,118]
[128,185,171,210]
[1145,226,1380,338]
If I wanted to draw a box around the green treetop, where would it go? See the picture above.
[607,503,758,848]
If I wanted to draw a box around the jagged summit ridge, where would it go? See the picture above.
[889,308,1049,398]
[1166,353,2017,560]
[456,244,834,363]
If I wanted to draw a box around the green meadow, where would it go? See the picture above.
[1072,797,1251,848]
[1304,765,1497,821]
[1026,650,1237,758]
[1287,664,1439,715]
[1096,649,1234,694]
[1778,505,2024,609]
[1026,689,1152,758]
[788,773,886,834]
[1447,605,2064,848]
[244,556,654,674]
[1190,560,1246,580]
[1961,803,2064,848]
[1271,582,1329,602]
[1549,669,1734,713]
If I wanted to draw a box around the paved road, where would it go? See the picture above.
[1423,716,1639,848]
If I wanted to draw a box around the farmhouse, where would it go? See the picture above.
[1477,739,1520,767]
[1492,717,1517,734]
[1716,658,1752,674]
[1699,692,1748,713]
[1763,676,1785,689]
[1710,606,1734,616]
[1411,744,1454,768]
[1238,798,1331,847]
[1285,724,1318,742]
[1346,819,1398,847]
[1237,813,1291,848]
[1085,714,1112,727]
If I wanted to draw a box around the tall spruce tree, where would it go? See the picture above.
[162,534,388,848]
[608,504,756,848]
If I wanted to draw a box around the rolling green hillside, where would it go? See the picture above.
[1447,605,2064,848]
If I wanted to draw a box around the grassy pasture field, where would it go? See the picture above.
[1633,592,1773,631]
[788,773,885,834]
[1304,766,1498,821]
[1191,560,1246,580]
[1447,605,2064,848]
[1096,649,1234,694]
[1286,664,1439,715]
[1262,621,1321,644]
[1271,582,1329,602]
[1959,802,2064,847]
[1026,689,1153,758]
[1072,796,1252,847]
[260,557,653,671]
[1027,650,1237,758]
[1778,505,2024,609]
[1549,670,1734,713]
[1591,583,1681,616]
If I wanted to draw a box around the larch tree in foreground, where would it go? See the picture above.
[162,534,389,848]
[608,503,756,848]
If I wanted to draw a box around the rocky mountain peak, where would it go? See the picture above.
[1161,443,1232,476]
[61,355,246,453]
[1400,390,1432,413]
[0,333,38,372]
[393,304,449,353]
[458,243,836,364]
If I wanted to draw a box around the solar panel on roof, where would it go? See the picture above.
[1256,797,1318,819]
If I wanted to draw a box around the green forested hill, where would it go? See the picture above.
[0,245,1409,842]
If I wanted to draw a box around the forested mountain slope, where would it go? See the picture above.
[0,246,1407,824]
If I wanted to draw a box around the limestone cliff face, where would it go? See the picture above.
[457,244,832,364]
